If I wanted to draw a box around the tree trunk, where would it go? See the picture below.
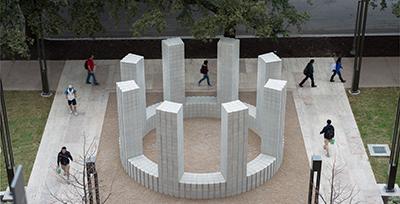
[223,26,236,38]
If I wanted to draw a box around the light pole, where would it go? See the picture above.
[386,95,400,192]
[350,0,369,95]
[34,1,51,97]
[0,79,15,187]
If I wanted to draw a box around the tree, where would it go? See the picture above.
[130,0,309,39]
[317,159,360,204]
[370,0,400,17]
[0,0,30,59]
[0,0,106,95]
[47,134,112,204]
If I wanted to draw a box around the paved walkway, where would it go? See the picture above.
[1,57,398,92]
[26,60,118,203]
[342,57,400,88]
[0,60,65,91]
[284,58,383,203]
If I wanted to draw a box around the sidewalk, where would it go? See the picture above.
[0,60,65,91]
[342,57,399,88]
[1,57,398,92]
[26,60,118,203]
[284,58,383,203]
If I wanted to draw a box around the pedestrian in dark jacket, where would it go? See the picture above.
[198,60,211,86]
[57,146,73,180]
[320,120,335,157]
[330,57,346,83]
[299,59,317,87]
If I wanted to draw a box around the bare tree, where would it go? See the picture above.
[317,158,361,204]
[46,134,112,204]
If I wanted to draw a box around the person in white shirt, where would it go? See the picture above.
[65,85,78,115]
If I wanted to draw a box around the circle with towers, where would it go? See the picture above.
[116,37,287,199]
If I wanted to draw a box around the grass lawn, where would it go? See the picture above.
[0,91,53,190]
[348,87,400,184]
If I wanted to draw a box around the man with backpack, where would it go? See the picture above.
[320,119,335,157]
[198,60,211,86]
[85,54,99,85]
[299,59,317,88]
[57,146,73,180]
[65,84,78,116]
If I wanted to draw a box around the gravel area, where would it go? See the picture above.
[96,92,309,203]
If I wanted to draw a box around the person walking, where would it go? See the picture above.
[198,60,211,86]
[85,54,99,85]
[330,57,346,83]
[299,59,317,88]
[319,120,335,157]
[57,146,73,180]
[65,85,78,116]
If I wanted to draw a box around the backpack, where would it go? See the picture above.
[303,65,310,75]
[84,60,88,70]
[200,66,207,74]
[326,126,334,139]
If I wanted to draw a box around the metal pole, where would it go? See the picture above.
[386,95,400,192]
[86,166,93,204]
[308,155,322,204]
[308,168,314,204]
[314,164,322,203]
[350,0,369,95]
[39,10,51,97]
[350,1,361,56]
[93,171,100,204]
[0,79,15,187]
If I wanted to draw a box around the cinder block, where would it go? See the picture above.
[191,183,197,198]
[220,182,226,197]
[184,183,191,199]
[208,183,214,199]
[179,183,185,198]
[215,183,221,198]
[154,177,159,192]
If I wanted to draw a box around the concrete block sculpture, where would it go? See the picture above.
[120,53,146,108]
[217,37,240,104]
[156,101,184,195]
[256,52,282,130]
[162,37,185,103]
[116,37,287,199]
[260,79,287,167]
[221,100,248,195]
[116,80,145,170]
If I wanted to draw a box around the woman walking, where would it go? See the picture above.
[330,57,346,83]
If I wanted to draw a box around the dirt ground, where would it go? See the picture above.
[96,92,310,204]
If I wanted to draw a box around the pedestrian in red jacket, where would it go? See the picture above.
[85,54,99,85]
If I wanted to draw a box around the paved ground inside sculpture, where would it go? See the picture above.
[96,91,310,203]
[143,119,261,172]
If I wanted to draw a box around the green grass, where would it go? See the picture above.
[0,91,53,190]
[348,87,400,184]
